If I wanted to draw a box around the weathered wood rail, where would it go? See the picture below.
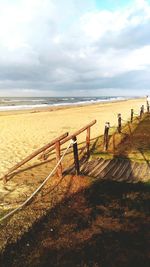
[40,119,96,176]
[40,120,96,160]
[2,120,96,183]
[2,132,69,183]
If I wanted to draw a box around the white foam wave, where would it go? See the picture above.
[0,104,48,111]
[0,97,127,111]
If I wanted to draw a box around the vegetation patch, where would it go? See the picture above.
[91,114,150,162]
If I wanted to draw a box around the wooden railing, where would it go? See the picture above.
[2,120,96,183]
[2,102,147,184]
[2,132,69,183]
[2,101,148,184]
[40,119,96,160]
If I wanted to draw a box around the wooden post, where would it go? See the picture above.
[86,127,90,156]
[72,136,80,175]
[118,113,122,133]
[146,95,148,107]
[140,106,143,119]
[40,120,96,160]
[103,122,110,151]
[55,141,62,179]
[146,96,149,112]
[131,109,134,123]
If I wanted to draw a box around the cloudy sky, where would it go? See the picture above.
[0,0,150,97]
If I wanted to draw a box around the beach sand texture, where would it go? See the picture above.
[0,98,145,176]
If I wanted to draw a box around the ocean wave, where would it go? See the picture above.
[0,104,48,111]
[52,97,126,107]
[0,98,46,103]
[0,96,128,111]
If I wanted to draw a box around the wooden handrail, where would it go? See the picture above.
[2,132,69,183]
[2,120,97,183]
[55,140,62,179]
[63,120,96,142]
[40,120,97,159]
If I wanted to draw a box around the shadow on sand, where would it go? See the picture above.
[1,176,150,267]
[1,115,150,267]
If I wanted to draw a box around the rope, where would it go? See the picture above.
[0,140,74,223]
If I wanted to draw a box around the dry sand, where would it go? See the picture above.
[0,97,146,177]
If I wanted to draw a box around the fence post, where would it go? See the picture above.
[146,97,149,112]
[103,122,110,151]
[118,113,122,133]
[72,136,80,175]
[86,127,90,156]
[140,106,144,119]
[131,109,134,123]
[55,141,62,179]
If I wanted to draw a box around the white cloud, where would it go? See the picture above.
[80,10,129,42]
[0,0,150,96]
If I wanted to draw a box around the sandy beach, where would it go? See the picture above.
[0,97,146,176]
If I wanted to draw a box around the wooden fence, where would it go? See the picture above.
[2,120,96,183]
[103,104,147,152]
[1,102,148,183]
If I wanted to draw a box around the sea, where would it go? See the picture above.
[0,96,131,111]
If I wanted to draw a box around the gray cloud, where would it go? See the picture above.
[0,0,150,96]
[98,22,150,51]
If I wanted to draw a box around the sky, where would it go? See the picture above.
[0,0,150,97]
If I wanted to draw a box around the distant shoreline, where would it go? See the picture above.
[0,96,144,116]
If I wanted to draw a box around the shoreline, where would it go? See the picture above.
[0,96,144,117]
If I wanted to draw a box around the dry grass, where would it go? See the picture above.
[91,113,150,163]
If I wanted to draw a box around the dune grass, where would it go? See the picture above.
[91,113,150,163]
